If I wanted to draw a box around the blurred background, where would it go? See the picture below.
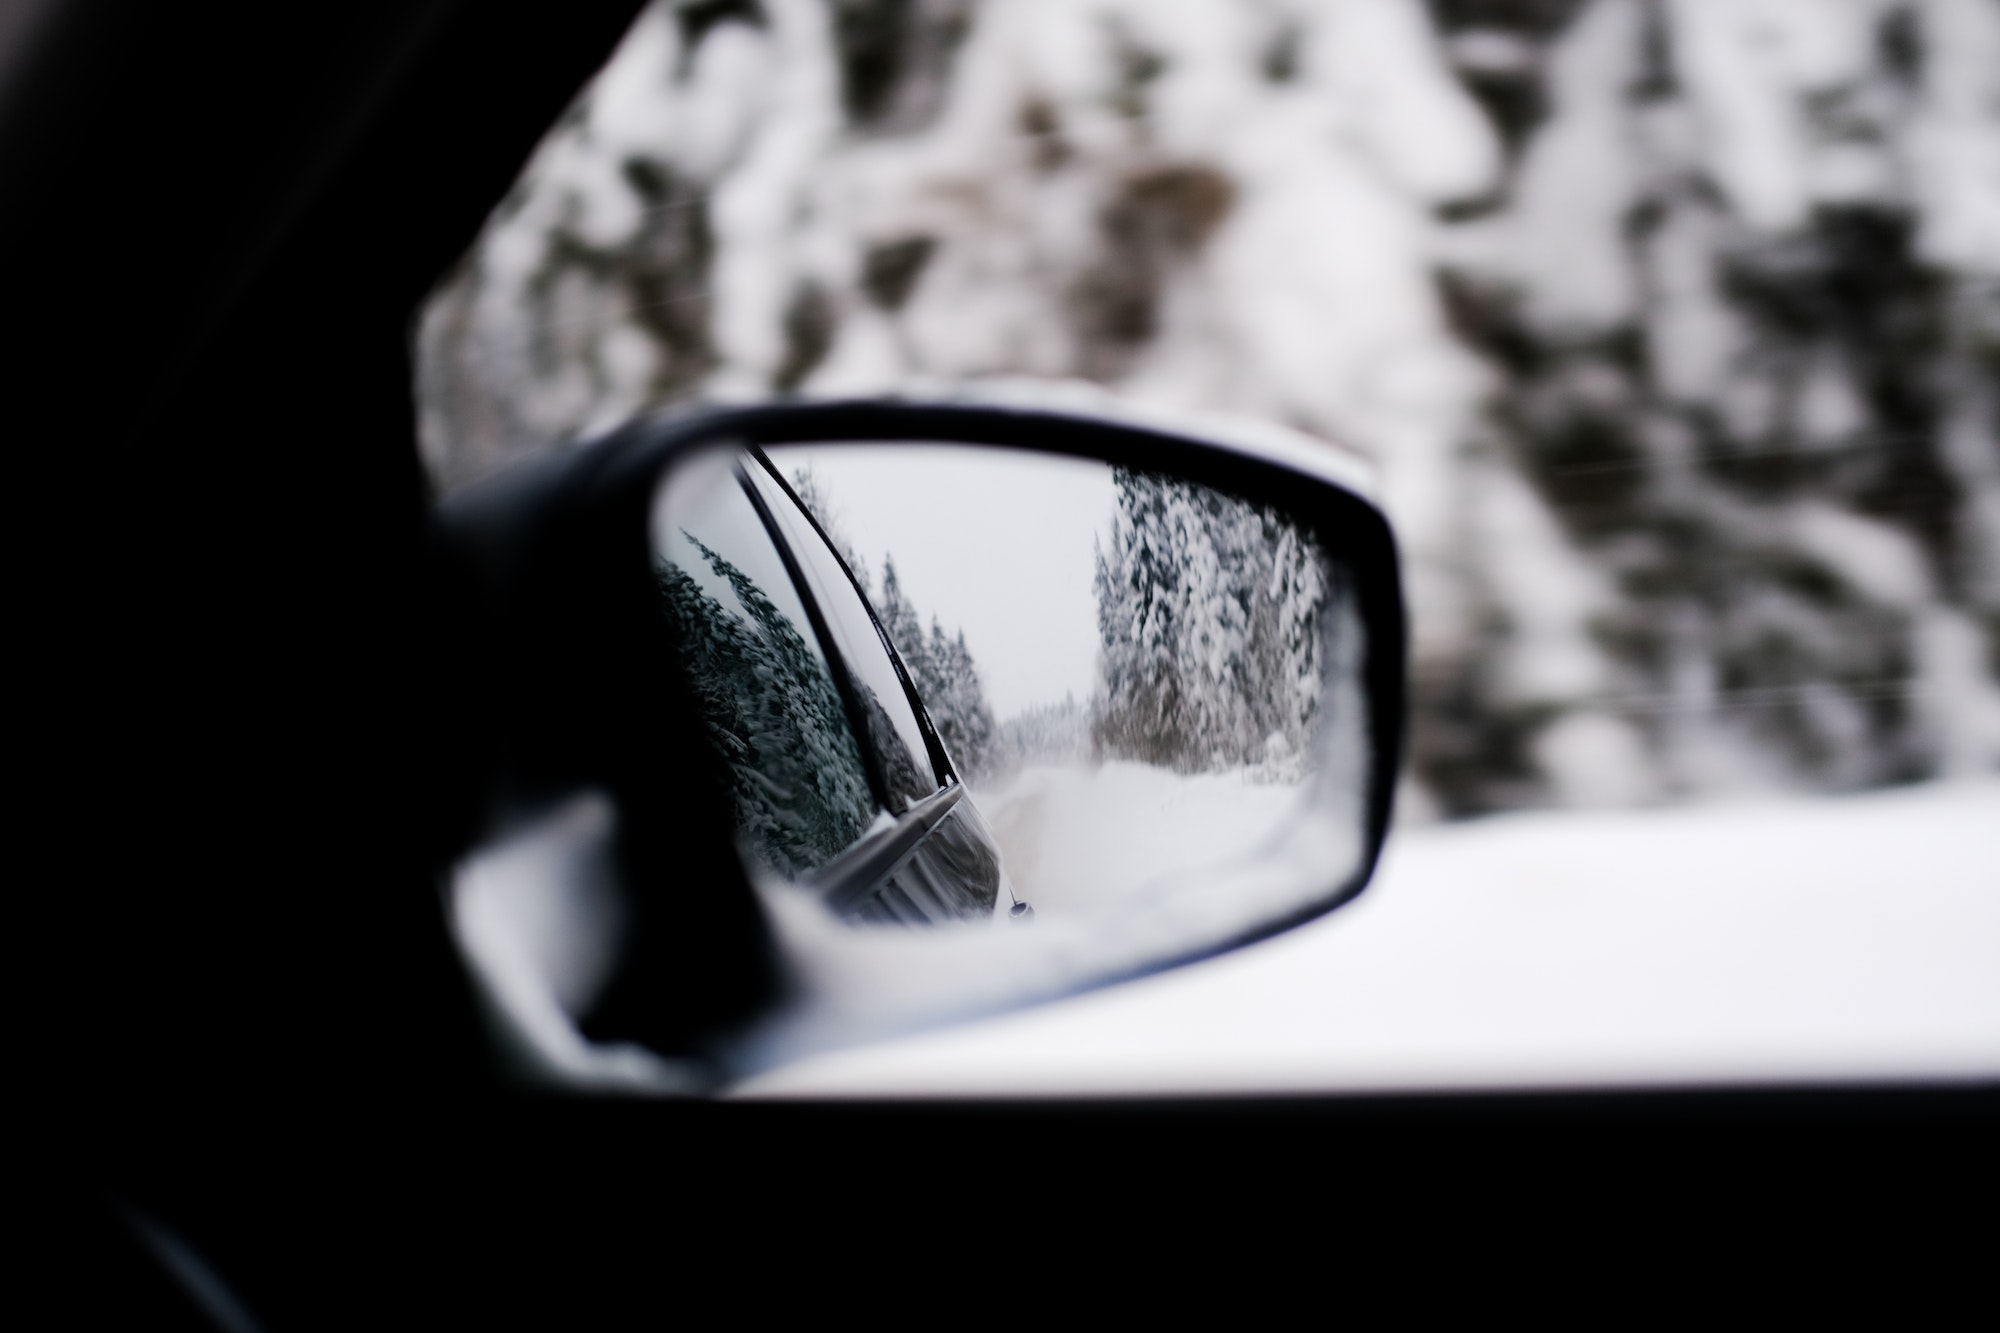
[418,0,2000,822]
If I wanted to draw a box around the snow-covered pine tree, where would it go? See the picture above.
[1414,0,2000,810]
[1261,513,1329,767]
[1093,468,1178,766]
[926,619,996,778]
[1094,469,1327,773]
[656,535,875,877]
[871,554,1001,778]
[875,555,933,685]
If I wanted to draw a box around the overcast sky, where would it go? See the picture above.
[767,444,1115,721]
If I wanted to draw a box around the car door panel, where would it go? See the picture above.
[808,783,1002,924]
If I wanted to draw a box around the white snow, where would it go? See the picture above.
[1909,0,2000,272]
[1502,0,1645,332]
[1472,459,1611,705]
[975,761,1308,916]
[737,777,2000,1094]
[1669,0,1873,232]
[453,792,705,1092]
[1789,503,1936,607]
[1532,710,1659,809]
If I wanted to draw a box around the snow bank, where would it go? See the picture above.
[974,761,1307,916]
[738,777,2000,1094]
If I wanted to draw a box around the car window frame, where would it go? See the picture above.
[743,445,960,790]
[728,452,950,821]
[654,451,882,878]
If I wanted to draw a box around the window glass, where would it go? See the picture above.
[651,453,875,878]
[743,457,941,810]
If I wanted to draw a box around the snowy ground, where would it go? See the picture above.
[738,777,2000,1095]
[974,761,1307,917]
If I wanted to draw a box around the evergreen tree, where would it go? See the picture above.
[1263,517,1328,761]
[874,555,999,781]
[657,535,875,878]
[875,556,933,684]
[1094,469,1327,773]
[926,619,996,779]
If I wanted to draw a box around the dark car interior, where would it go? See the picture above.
[12,2,1989,1323]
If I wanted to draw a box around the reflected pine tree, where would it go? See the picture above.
[925,619,996,781]
[658,535,875,878]
[1094,470,1330,774]
[876,557,997,780]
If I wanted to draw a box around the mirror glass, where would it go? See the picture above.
[652,442,1372,1066]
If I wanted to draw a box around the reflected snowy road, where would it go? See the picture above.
[974,762,1305,917]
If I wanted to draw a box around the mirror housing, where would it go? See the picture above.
[433,398,1406,1090]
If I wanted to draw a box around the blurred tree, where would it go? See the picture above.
[423,0,2000,812]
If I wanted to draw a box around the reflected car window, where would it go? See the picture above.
[652,456,875,878]
[743,455,940,811]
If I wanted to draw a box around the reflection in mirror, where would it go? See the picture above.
[653,451,877,880]
[651,442,1370,1065]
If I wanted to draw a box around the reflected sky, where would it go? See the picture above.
[768,444,1114,721]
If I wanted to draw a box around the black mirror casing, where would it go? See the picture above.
[435,430,779,1062]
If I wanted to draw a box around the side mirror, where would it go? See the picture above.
[435,399,1405,1091]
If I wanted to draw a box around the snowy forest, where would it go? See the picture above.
[421,0,2000,817]
[1093,469,1331,773]
[798,459,1333,784]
